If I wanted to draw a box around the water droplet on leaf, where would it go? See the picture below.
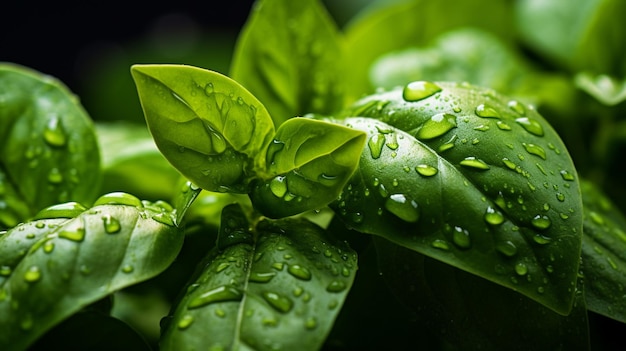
[415,113,457,140]
[402,81,442,102]
[385,194,420,223]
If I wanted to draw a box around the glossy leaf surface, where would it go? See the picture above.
[161,205,357,351]
[580,179,626,323]
[231,0,344,126]
[250,118,366,218]
[131,64,275,193]
[333,82,583,314]
[0,193,182,350]
[0,63,101,228]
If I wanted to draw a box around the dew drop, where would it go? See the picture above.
[122,265,134,273]
[24,266,41,283]
[508,100,526,115]
[59,227,85,242]
[484,206,504,225]
[416,113,457,140]
[496,241,517,257]
[496,121,512,130]
[560,170,575,181]
[326,280,347,292]
[262,292,293,313]
[152,212,175,226]
[188,286,243,309]
[385,194,420,223]
[287,264,312,281]
[43,241,55,253]
[102,215,121,234]
[402,81,442,102]
[515,262,528,276]
[522,143,547,159]
[47,168,63,184]
[475,104,500,118]
[177,314,194,330]
[515,117,544,136]
[269,176,287,198]
[368,134,386,159]
[415,164,438,177]
[94,192,143,208]
[531,215,552,230]
[33,202,87,220]
[451,226,471,249]
[43,116,67,147]
[459,157,490,170]
[502,158,517,170]
[305,317,318,330]
[431,239,450,251]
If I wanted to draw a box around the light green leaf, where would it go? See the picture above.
[580,179,626,323]
[0,192,183,351]
[131,64,275,193]
[161,204,357,351]
[0,63,101,229]
[333,82,583,314]
[250,118,366,218]
[575,72,626,106]
[230,0,344,126]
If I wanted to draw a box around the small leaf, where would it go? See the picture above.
[161,205,357,351]
[0,193,183,350]
[170,178,202,226]
[250,118,366,218]
[575,72,626,106]
[230,0,344,126]
[0,63,101,228]
[131,64,275,193]
[580,179,626,323]
[333,82,583,314]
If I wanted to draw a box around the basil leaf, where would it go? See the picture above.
[575,72,626,106]
[0,192,182,351]
[131,64,275,193]
[515,0,626,75]
[333,82,583,314]
[231,0,344,126]
[161,204,357,351]
[250,118,366,218]
[580,179,626,323]
[0,63,101,228]
[375,237,589,351]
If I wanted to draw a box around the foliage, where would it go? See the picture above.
[2,0,626,349]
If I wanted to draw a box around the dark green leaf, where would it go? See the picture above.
[250,118,366,218]
[131,64,275,193]
[575,72,626,106]
[171,178,202,226]
[0,63,101,228]
[231,0,344,126]
[0,192,182,351]
[333,82,583,314]
[161,205,357,351]
[515,0,626,75]
[375,237,590,351]
[580,179,626,323]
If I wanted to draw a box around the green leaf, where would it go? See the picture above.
[131,64,275,193]
[343,0,514,101]
[575,72,626,106]
[161,204,357,351]
[580,179,626,323]
[0,192,183,351]
[333,82,583,314]
[230,0,344,126]
[515,0,626,75]
[250,118,366,218]
[0,63,101,228]
[374,237,590,351]
[96,122,181,201]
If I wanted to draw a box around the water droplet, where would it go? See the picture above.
[451,226,471,249]
[556,192,565,202]
[515,117,544,136]
[269,176,288,198]
[474,124,490,132]
[102,215,121,234]
[475,104,500,118]
[484,206,504,225]
[33,202,86,220]
[431,239,450,251]
[326,280,347,292]
[522,143,546,159]
[262,292,293,313]
[43,241,55,253]
[415,113,457,140]
[94,192,143,208]
[386,133,399,150]
[59,227,85,242]
[415,164,438,177]
[43,116,67,147]
[24,266,41,283]
[496,241,517,257]
[531,215,551,230]
[178,314,194,330]
[459,157,490,170]
[385,194,420,223]
[152,212,175,226]
[501,158,517,170]
[515,262,528,276]
[122,265,134,273]
[249,271,277,283]
[287,264,312,281]
[496,121,512,130]
[402,81,442,102]
[272,262,284,271]
[188,286,243,309]
[508,100,526,115]
[368,134,386,159]
[305,317,318,330]
[47,168,63,184]
[560,170,575,181]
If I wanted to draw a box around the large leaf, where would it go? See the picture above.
[332,82,583,314]
[515,0,626,76]
[0,192,183,350]
[0,63,101,229]
[580,179,626,323]
[161,204,357,351]
[375,237,589,350]
[250,118,366,218]
[230,0,344,126]
[131,64,275,193]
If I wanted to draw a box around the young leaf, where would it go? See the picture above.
[161,204,357,351]
[580,179,626,323]
[0,63,101,228]
[0,192,183,351]
[230,0,344,126]
[574,72,626,106]
[374,237,590,351]
[333,82,583,315]
[131,64,275,193]
[250,118,366,218]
